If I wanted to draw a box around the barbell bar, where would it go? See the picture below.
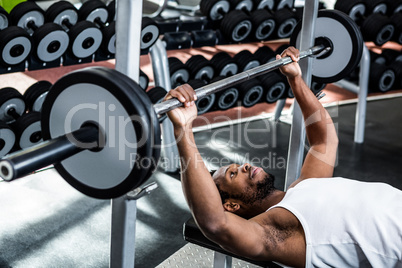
[155,45,328,115]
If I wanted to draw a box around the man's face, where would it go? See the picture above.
[212,163,275,206]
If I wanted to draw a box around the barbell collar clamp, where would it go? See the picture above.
[0,124,100,181]
[154,45,328,115]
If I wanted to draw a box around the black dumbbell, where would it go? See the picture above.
[0,87,26,124]
[169,57,190,88]
[23,80,52,112]
[253,0,275,10]
[10,1,69,63]
[211,76,240,110]
[272,8,298,39]
[188,79,216,114]
[13,111,43,150]
[146,86,168,122]
[258,71,287,103]
[249,9,276,41]
[107,0,116,22]
[229,0,254,11]
[200,0,231,21]
[141,17,160,50]
[185,55,215,82]
[0,26,32,67]
[238,78,264,107]
[0,5,9,30]
[369,61,396,92]
[78,0,116,56]
[220,10,253,42]
[0,5,31,67]
[234,49,260,72]
[254,45,276,64]
[139,69,150,90]
[46,1,102,60]
[0,120,16,158]
[210,52,238,77]
[274,0,294,10]
[335,0,395,46]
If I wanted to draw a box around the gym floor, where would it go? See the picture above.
[0,93,401,267]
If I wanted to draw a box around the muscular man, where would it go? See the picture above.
[165,47,402,267]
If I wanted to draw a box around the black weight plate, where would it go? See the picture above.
[32,23,69,62]
[233,50,260,71]
[100,21,116,55]
[200,0,230,20]
[107,0,116,22]
[0,120,16,157]
[273,8,297,39]
[254,0,274,10]
[14,111,42,149]
[111,70,160,187]
[238,79,263,107]
[0,5,9,30]
[220,10,252,42]
[254,45,276,64]
[68,20,102,59]
[0,26,32,66]
[41,67,148,199]
[169,57,190,87]
[139,69,149,90]
[141,17,160,50]
[78,0,108,23]
[290,10,364,83]
[361,13,394,46]
[0,87,26,124]
[210,52,238,77]
[211,76,239,110]
[45,0,78,30]
[230,0,253,11]
[10,1,44,34]
[23,80,52,112]
[185,55,214,80]
[250,9,276,41]
[259,71,286,103]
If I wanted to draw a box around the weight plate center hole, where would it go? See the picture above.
[82,37,95,49]
[79,121,107,152]
[29,131,42,143]
[143,32,153,44]
[314,36,333,60]
[47,41,61,53]
[10,44,25,57]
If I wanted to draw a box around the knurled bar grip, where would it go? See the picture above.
[154,45,327,115]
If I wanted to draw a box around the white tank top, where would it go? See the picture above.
[268,177,402,268]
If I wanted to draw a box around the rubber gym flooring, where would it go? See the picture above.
[0,94,401,267]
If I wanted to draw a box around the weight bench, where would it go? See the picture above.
[183,218,281,268]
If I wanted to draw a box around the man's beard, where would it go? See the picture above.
[234,174,276,205]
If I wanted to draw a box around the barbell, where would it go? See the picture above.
[0,10,363,199]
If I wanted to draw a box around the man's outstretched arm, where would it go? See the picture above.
[278,47,339,188]
[165,85,274,260]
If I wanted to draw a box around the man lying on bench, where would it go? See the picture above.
[164,46,402,268]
